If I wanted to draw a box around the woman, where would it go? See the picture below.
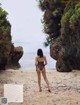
[35,49,51,92]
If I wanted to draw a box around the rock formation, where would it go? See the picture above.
[0,5,23,70]
[38,0,80,72]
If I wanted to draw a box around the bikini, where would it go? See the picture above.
[37,61,44,70]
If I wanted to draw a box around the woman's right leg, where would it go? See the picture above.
[36,67,42,92]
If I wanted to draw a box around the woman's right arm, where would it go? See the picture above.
[35,57,38,71]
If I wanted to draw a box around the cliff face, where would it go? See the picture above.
[0,6,23,70]
[39,0,80,72]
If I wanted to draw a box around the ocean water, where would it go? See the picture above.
[13,41,56,71]
[19,52,56,71]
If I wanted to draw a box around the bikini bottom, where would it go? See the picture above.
[37,62,44,70]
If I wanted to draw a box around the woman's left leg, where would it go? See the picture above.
[42,68,51,92]
[36,67,42,92]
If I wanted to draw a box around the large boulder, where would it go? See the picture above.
[6,46,23,69]
[38,0,80,72]
[0,5,23,70]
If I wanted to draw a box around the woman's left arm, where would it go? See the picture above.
[35,57,38,66]
[44,56,47,66]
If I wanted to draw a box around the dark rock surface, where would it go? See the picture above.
[38,0,80,72]
[6,46,23,69]
[0,5,23,70]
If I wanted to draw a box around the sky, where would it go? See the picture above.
[0,0,49,52]
[0,0,56,69]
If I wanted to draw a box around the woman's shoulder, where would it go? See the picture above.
[43,55,46,57]
[35,56,40,60]
[35,56,38,59]
[43,55,46,59]
[35,55,46,59]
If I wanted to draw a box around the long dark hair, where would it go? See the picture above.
[37,49,43,57]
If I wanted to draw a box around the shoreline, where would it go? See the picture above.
[15,66,57,72]
[8,68,80,72]
[0,69,80,105]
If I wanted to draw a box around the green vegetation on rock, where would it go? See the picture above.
[38,0,80,72]
[61,2,80,28]
[0,4,11,37]
[0,4,23,70]
[38,0,45,11]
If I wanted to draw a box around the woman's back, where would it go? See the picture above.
[36,56,47,70]
[36,56,45,62]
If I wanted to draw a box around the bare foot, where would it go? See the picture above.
[48,89,51,93]
[39,88,42,92]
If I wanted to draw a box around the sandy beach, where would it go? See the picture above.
[0,69,80,105]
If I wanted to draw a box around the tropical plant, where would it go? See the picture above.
[70,3,80,26]
[38,0,45,11]
[43,35,51,47]
[61,9,74,27]
[0,4,10,36]
[61,2,80,28]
